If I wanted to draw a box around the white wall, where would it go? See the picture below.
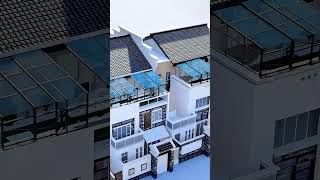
[110,102,140,135]
[110,141,145,174]
[0,129,94,180]
[170,76,210,116]
[122,154,151,180]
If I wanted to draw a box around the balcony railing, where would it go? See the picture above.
[167,115,197,131]
[111,132,144,150]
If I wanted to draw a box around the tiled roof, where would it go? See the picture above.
[110,35,152,79]
[0,0,109,56]
[150,24,210,64]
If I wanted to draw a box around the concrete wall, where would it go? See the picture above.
[0,129,94,180]
[212,60,256,179]
[110,140,145,173]
[170,76,210,116]
[252,67,320,165]
[110,102,140,135]
[156,61,175,81]
[122,154,151,180]
[213,56,320,179]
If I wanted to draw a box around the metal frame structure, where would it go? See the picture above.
[110,71,167,106]
[0,34,109,150]
[175,57,210,85]
[211,0,320,78]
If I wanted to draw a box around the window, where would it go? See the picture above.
[112,123,132,140]
[196,96,210,108]
[135,147,143,159]
[140,147,143,157]
[136,148,139,159]
[185,130,188,141]
[121,152,128,163]
[296,113,308,141]
[141,163,147,171]
[196,108,209,121]
[273,109,320,148]
[274,119,285,148]
[188,130,191,139]
[94,127,109,142]
[167,121,172,129]
[196,111,202,121]
[192,129,195,138]
[284,116,296,144]
[196,121,206,136]
[166,72,171,81]
[128,168,135,176]
[308,109,320,137]
[175,133,180,141]
[151,108,162,123]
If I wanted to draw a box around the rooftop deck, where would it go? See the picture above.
[175,58,210,85]
[110,71,167,106]
[212,0,320,78]
[0,34,108,150]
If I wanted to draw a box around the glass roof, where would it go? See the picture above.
[110,71,166,100]
[213,0,320,51]
[67,34,108,82]
[177,59,210,79]
[131,71,166,89]
[265,0,320,41]
[110,77,136,98]
[0,50,88,116]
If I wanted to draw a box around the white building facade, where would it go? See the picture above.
[110,25,210,180]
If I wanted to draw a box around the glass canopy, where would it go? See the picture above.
[110,77,136,99]
[212,0,320,77]
[67,34,108,82]
[176,58,210,82]
[0,32,109,149]
[110,71,166,105]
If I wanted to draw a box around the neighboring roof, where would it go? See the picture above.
[150,24,210,64]
[143,126,170,144]
[110,35,152,79]
[0,0,109,57]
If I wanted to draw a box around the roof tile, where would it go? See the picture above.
[151,24,210,64]
[110,35,152,79]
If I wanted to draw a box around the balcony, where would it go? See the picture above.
[212,0,320,78]
[167,112,197,131]
[110,132,144,150]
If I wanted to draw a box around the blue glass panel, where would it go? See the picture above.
[177,63,201,78]
[110,87,120,98]
[67,34,107,82]
[131,72,158,89]
[110,78,136,96]
[145,71,166,86]
[192,59,210,73]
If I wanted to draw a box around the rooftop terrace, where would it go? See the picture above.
[0,34,108,149]
[110,71,167,106]
[212,0,320,78]
[175,58,210,85]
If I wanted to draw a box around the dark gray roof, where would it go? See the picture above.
[151,24,209,64]
[0,0,109,57]
[110,35,152,79]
